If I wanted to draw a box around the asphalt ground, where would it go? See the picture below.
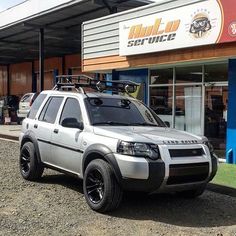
[0,139,236,236]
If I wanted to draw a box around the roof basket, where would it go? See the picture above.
[53,74,139,94]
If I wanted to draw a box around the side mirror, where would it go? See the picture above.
[164,121,170,127]
[61,118,84,130]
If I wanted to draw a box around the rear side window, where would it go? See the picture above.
[21,94,33,102]
[28,94,47,119]
[60,98,82,124]
[39,97,63,124]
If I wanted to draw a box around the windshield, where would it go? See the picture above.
[85,97,166,127]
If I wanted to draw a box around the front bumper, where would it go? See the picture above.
[114,143,216,192]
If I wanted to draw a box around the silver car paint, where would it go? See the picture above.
[93,126,203,144]
[20,91,213,191]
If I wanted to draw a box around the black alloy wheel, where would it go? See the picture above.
[86,169,104,204]
[83,159,123,213]
[20,146,31,175]
[19,142,44,180]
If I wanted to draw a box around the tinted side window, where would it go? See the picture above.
[39,97,63,124]
[31,93,39,104]
[60,98,82,124]
[28,94,47,119]
[38,97,51,121]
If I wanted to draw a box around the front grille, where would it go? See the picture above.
[167,162,209,185]
[169,148,204,158]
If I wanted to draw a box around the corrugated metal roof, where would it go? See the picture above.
[0,0,152,65]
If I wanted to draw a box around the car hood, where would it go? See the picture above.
[93,126,204,144]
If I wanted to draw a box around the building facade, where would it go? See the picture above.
[0,0,150,96]
[81,0,236,162]
[0,0,150,124]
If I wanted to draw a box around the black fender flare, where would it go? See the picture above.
[20,131,42,164]
[82,144,122,184]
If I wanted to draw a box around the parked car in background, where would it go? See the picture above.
[17,93,38,124]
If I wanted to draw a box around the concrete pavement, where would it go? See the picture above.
[0,125,21,141]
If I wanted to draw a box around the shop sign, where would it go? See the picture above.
[119,0,236,56]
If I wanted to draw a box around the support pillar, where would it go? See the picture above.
[226,59,236,164]
[53,69,59,85]
[111,70,119,80]
[62,55,65,75]
[7,65,10,96]
[39,28,44,91]
[32,61,37,93]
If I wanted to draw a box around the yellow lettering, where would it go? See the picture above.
[139,26,147,38]
[128,25,142,39]
[152,18,164,35]
[165,20,180,33]
[172,20,181,31]
[128,19,180,39]
[145,26,153,37]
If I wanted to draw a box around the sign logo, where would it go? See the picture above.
[189,13,211,38]
[119,0,223,56]
[228,22,236,37]
[127,18,180,48]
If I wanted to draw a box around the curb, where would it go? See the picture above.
[207,183,236,198]
[0,133,19,141]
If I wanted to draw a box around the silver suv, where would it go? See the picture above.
[19,75,218,212]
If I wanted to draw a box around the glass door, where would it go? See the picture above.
[204,84,228,158]
[175,85,202,135]
[174,65,203,135]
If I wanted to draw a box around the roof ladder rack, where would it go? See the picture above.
[52,74,140,95]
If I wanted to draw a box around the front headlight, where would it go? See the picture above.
[204,141,214,153]
[117,141,160,160]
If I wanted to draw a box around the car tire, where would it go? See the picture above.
[177,186,206,198]
[83,159,123,213]
[17,118,22,125]
[19,142,44,181]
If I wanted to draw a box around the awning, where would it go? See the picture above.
[0,0,151,65]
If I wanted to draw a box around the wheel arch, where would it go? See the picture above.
[20,131,42,164]
[82,144,122,184]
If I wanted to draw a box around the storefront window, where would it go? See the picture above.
[150,86,173,127]
[205,85,228,158]
[150,68,173,85]
[204,63,228,82]
[176,66,202,83]
[149,63,228,151]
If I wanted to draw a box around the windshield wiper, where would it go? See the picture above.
[93,121,130,126]
[129,122,159,127]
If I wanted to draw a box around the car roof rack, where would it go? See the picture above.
[52,74,139,95]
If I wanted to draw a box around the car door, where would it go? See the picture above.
[35,96,64,163]
[50,97,84,175]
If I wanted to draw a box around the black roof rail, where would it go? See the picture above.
[52,74,140,94]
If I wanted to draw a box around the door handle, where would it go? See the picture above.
[53,129,59,134]
[34,124,38,129]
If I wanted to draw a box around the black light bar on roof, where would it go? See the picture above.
[54,74,140,94]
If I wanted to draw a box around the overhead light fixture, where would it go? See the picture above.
[45,36,63,41]
[0,55,15,58]
[190,72,204,75]
[0,47,18,50]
